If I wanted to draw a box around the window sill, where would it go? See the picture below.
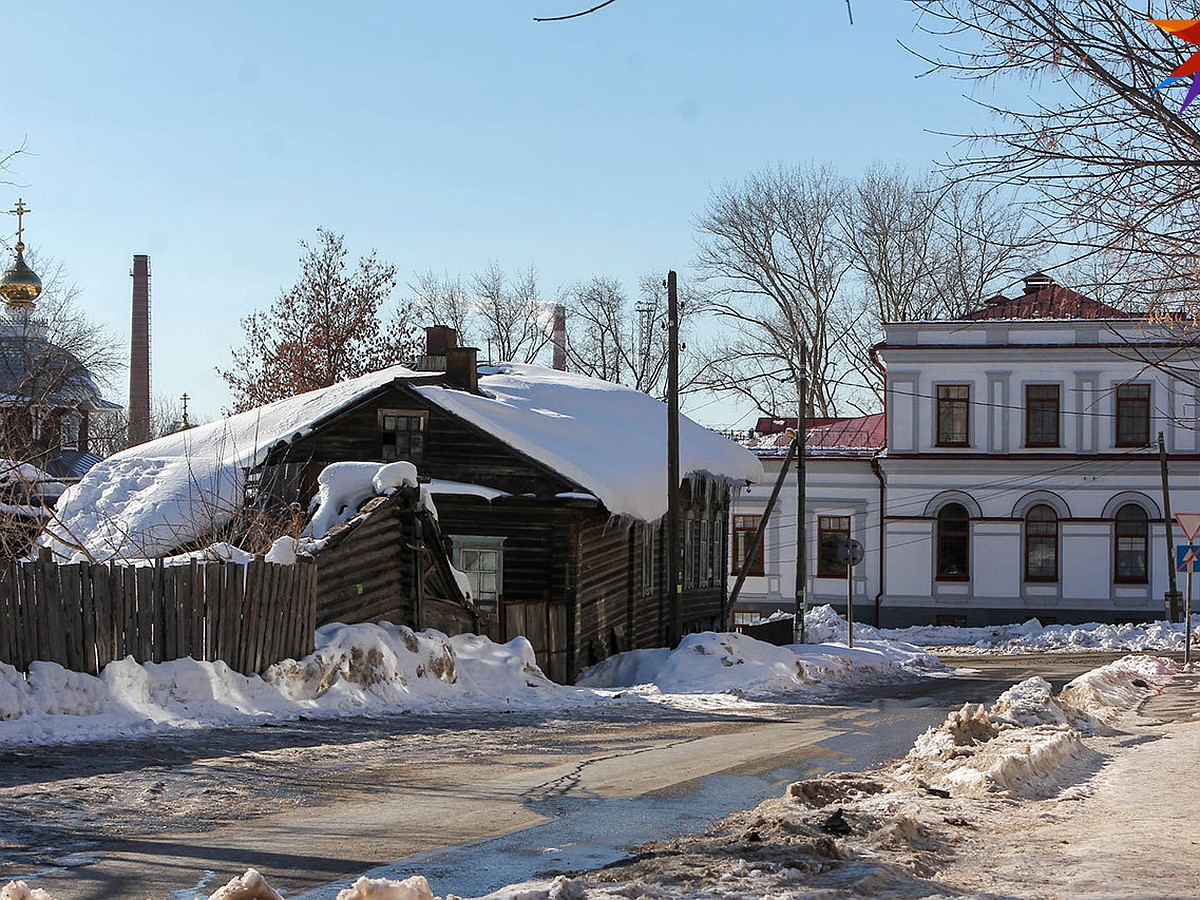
[935,574,971,582]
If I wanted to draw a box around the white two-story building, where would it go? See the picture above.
[732,273,1200,628]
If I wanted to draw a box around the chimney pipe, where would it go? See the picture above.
[425,325,458,357]
[129,255,152,446]
[445,346,479,393]
[552,304,566,370]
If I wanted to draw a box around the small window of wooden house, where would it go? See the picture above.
[700,520,711,587]
[379,409,427,462]
[454,535,505,616]
[642,523,657,596]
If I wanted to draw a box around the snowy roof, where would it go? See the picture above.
[44,363,761,560]
[745,413,886,458]
[43,366,419,561]
[960,274,1136,321]
[418,363,762,521]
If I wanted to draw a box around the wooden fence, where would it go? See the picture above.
[0,557,317,676]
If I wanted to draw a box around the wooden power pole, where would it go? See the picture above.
[666,271,681,647]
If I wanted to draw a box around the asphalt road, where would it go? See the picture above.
[0,651,1144,899]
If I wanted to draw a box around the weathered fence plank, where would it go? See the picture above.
[0,560,314,677]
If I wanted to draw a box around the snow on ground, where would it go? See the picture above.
[578,627,947,702]
[0,618,941,747]
[7,654,1183,899]
[765,603,1200,654]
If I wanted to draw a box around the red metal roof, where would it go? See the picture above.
[961,274,1136,321]
[746,412,885,457]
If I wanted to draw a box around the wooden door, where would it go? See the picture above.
[501,598,568,683]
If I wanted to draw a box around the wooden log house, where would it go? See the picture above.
[245,345,760,683]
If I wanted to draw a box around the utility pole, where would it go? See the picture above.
[795,340,809,644]
[665,271,682,647]
[1159,432,1181,622]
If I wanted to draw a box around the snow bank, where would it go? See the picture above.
[762,604,1198,656]
[419,363,762,522]
[878,615,1199,654]
[579,628,946,697]
[894,655,1178,799]
[0,624,566,746]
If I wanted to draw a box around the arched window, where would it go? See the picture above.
[1024,504,1058,582]
[1114,504,1149,584]
[936,502,970,580]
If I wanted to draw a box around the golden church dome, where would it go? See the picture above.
[0,246,42,308]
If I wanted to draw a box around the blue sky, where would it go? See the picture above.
[4,1,1011,426]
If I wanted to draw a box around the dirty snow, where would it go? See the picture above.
[0,617,941,747]
[9,655,1183,899]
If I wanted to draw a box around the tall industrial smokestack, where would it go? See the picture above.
[552,304,566,371]
[129,255,152,446]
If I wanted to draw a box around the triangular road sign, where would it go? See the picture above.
[1177,513,1200,542]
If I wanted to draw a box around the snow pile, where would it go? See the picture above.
[894,656,1177,799]
[419,363,762,522]
[762,605,1198,655]
[579,628,946,697]
[203,871,436,900]
[0,882,55,900]
[0,624,565,745]
[304,461,423,540]
[330,875,435,900]
[877,615,1199,653]
[41,366,418,561]
[207,868,283,900]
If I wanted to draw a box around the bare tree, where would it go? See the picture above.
[906,0,1200,299]
[694,162,858,417]
[557,273,701,399]
[410,270,474,346]
[695,162,1038,413]
[837,169,1039,400]
[220,228,420,412]
[471,263,552,363]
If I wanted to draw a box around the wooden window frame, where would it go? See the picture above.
[1114,504,1149,584]
[1025,384,1060,448]
[817,515,850,578]
[935,503,971,582]
[454,535,506,614]
[1115,384,1150,448]
[1023,505,1059,583]
[378,408,428,463]
[732,514,764,577]
[935,384,970,447]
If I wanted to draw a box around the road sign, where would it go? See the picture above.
[1176,544,1200,572]
[837,539,864,567]
[1177,513,1200,542]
